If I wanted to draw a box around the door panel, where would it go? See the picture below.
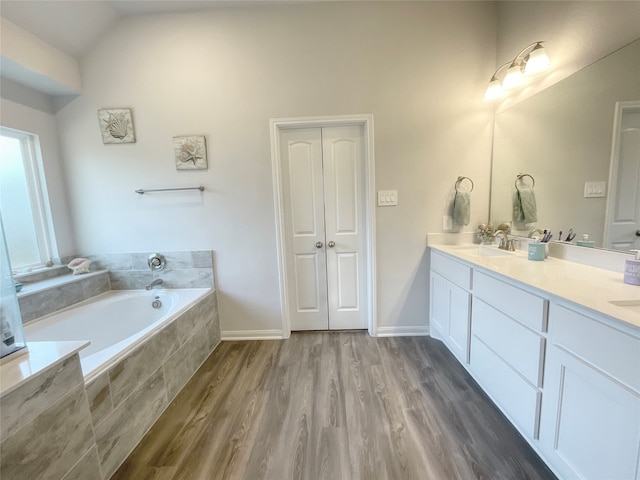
[281,125,367,331]
[294,253,322,311]
[336,252,359,310]
[289,143,319,235]
[331,139,358,233]
[606,103,640,251]
[280,128,328,331]
[323,125,367,330]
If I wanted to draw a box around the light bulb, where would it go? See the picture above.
[503,64,524,89]
[483,79,503,102]
[524,44,550,75]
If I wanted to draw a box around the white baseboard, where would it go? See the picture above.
[222,327,429,339]
[221,329,284,340]
[374,326,430,337]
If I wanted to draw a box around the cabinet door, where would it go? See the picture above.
[446,283,471,364]
[540,346,640,480]
[429,272,448,340]
[429,272,471,364]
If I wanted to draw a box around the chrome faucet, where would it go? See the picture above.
[145,278,163,290]
[528,228,545,238]
[492,230,516,251]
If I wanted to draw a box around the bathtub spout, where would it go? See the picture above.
[145,279,163,290]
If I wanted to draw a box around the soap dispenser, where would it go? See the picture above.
[576,234,595,247]
[624,250,640,286]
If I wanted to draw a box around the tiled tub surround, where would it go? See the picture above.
[2,249,219,478]
[0,344,100,480]
[17,250,215,325]
[18,270,111,323]
[87,288,220,477]
[1,289,220,479]
[86,250,215,290]
[25,289,210,378]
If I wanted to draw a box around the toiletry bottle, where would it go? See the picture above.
[576,234,595,247]
[624,250,640,286]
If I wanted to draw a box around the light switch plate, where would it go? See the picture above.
[378,190,398,206]
[584,181,606,198]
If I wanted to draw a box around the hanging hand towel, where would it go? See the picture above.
[512,187,538,224]
[453,191,470,226]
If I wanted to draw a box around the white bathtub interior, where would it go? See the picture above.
[24,288,211,379]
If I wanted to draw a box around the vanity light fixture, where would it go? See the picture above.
[484,41,550,101]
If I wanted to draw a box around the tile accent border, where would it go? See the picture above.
[86,251,215,290]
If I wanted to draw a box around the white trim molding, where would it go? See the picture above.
[375,326,430,337]
[221,329,284,341]
[269,114,377,338]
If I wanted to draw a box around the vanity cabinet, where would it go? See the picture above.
[470,271,548,440]
[539,303,640,480]
[428,246,640,480]
[429,251,471,364]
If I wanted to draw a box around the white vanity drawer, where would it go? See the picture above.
[473,271,547,332]
[431,251,471,290]
[470,337,541,439]
[472,299,545,387]
[550,303,640,393]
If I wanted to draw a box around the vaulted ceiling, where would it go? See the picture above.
[0,0,362,58]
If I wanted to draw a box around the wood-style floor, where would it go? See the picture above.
[112,333,556,480]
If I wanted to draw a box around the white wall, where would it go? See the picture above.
[0,88,76,258]
[0,16,82,95]
[54,2,497,335]
[494,1,640,110]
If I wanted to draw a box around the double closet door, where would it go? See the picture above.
[280,125,367,331]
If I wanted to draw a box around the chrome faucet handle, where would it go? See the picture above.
[507,239,516,251]
[528,228,544,238]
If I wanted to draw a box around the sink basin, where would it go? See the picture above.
[453,245,516,257]
[608,300,640,313]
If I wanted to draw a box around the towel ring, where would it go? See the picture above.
[515,173,535,190]
[455,176,474,193]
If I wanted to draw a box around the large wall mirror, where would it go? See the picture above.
[490,38,640,251]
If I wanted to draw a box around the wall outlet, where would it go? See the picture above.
[443,215,453,231]
[377,190,398,206]
[584,181,606,198]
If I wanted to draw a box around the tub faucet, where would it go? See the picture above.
[145,279,163,290]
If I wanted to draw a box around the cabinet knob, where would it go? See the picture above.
[328,241,336,248]
[315,241,323,248]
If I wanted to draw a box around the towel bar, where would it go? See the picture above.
[135,186,205,195]
[515,173,535,190]
[455,176,474,192]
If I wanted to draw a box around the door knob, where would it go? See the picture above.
[316,241,323,248]
[636,230,640,237]
[328,241,335,248]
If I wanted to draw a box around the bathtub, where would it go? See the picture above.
[24,288,211,379]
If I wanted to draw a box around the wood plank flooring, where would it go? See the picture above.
[112,333,556,480]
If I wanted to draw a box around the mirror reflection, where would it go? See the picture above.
[490,38,640,251]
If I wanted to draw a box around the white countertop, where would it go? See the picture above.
[430,243,640,329]
[0,341,90,397]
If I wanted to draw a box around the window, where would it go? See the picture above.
[0,127,53,272]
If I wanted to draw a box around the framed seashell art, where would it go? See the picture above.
[173,135,208,170]
[97,108,136,144]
